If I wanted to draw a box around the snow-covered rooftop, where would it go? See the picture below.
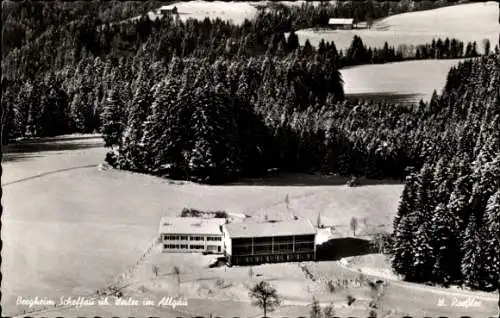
[224,218,316,238]
[158,217,226,235]
[328,18,354,25]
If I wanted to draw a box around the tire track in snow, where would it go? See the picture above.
[2,164,97,186]
[337,260,498,302]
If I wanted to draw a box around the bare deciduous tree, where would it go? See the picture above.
[323,302,335,318]
[347,294,356,306]
[173,265,181,290]
[367,279,388,318]
[350,217,358,237]
[309,296,321,318]
[248,266,254,280]
[249,281,281,318]
[152,264,159,277]
[362,217,368,227]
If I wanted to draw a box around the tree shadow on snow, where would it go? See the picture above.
[226,173,402,187]
[316,237,376,261]
[345,92,421,106]
[2,137,104,163]
[209,257,227,268]
[1,152,43,163]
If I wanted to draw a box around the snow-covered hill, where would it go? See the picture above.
[294,1,499,53]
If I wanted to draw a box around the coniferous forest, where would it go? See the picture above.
[392,56,500,291]
[1,0,499,293]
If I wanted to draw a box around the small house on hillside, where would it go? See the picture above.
[157,6,178,16]
[354,21,369,29]
[328,18,354,30]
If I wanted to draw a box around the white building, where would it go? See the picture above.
[328,18,354,30]
[159,217,226,254]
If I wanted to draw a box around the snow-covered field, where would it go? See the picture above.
[3,135,499,317]
[134,1,337,25]
[293,2,499,53]
[341,58,467,103]
[141,1,259,25]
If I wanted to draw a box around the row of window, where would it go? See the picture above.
[233,246,252,255]
[163,235,189,241]
[233,242,312,250]
[232,244,312,256]
[233,236,314,246]
[190,236,205,241]
[163,235,221,241]
[164,244,189,249]
[232,252,313,265]
[207,237,222,241]
[163,244,208,250]
[275,244,293,251]
[252,236,313,243]
[190,245,205,249]
[295,243,315,252]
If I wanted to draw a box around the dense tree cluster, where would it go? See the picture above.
[392,55,500,291]
[324,35,487,68]
[2,0,486,82]
[2,4,471,144]
[2,56,136,139]
[101,54,499,188]
[2,7,490,144]
[1,0,165,57]
[102,54,345,183]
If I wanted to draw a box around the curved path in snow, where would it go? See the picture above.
[2,164,98,187]
[337,260,498,302]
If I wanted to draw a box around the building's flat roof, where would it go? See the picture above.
[159,217,226,235]
[328,18,354,25]
[224,219,316,238]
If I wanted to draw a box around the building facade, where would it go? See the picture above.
[328,18,354,30]
[159,217,226,254]
[222,219,317,266]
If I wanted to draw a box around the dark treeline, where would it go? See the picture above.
[1,0,165,57]
[416,38,471,59]
[392,55,499,291]
[321,35,490,68]
[102,54,347,184]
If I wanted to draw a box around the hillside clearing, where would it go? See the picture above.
[341,59,467,103]
[135,1,338,24]
[293,2,499,53]
[142,1,258,25]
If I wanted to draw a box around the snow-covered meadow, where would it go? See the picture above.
[293,2,499,53]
